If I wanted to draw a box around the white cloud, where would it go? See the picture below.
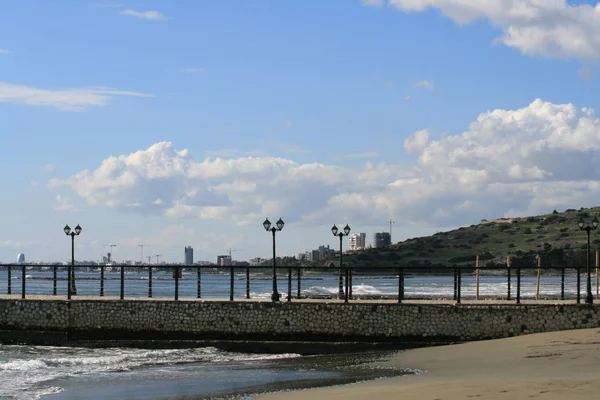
[404,129,430,153]
[120,9,166,20]
[415,80,434,90]
[49,98,600,228]
[0,48,12,55]
[342,152,380,159]
[0,82,151,111]
[43,164,54,173]
[578,66,595,82]
[1,240,30,250]
[385,0,600,61]
[362,0,385,7]
[55,194,78,212]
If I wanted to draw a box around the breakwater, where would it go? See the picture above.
[1,299,599,347]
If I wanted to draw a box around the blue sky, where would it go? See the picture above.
[2,0,600,263]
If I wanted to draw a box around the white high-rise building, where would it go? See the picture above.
[348,233,366,251]
[16,253,25,264]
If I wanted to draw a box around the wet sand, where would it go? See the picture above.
[256,328,600,400]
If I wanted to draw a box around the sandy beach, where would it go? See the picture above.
[257,328,600,400]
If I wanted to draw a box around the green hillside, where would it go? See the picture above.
[337,206,600,268]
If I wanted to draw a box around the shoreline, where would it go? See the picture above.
[255,327,600,399]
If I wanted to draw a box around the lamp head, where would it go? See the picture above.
[74,224,82,235]
[331,224,338,236]
[276,217,285,231]
[578,219,585,230]
[63,224,71,236]
[263,218,272,231]
[593,217,599,230]
[343,224,351,236]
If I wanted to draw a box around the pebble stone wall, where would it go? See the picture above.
[1,300,599,342]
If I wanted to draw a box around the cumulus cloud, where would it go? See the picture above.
[578,66,595,82]
[415,80,434,90]
[120,9,166,20]
[49,99,600,228]
[383,0,600,61]
[362,0,385,6]
[404,129,430,153]
[0,82,151,111]
[55,194,78,212]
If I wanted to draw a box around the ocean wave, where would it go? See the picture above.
[0,346,301,400]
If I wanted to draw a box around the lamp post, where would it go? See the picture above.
[578,217,598,305]
[331,224,351,300]
[264,217,284,302]
[63,224,82,299]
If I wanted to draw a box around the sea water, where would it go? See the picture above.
[0,345,413,399]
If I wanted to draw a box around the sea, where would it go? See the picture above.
[0,269,587,399]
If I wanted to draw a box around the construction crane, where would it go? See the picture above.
[154,254,161,264]
[146,255,152,264]
[139,244,152,264]
[227,248,240,258]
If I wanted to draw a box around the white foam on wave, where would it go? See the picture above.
[0,346,301,400]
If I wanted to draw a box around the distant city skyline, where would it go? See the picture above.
[3,1,600,263]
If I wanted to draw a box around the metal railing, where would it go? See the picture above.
[0,263,594,304]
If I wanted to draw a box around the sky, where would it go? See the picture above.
[2,0,600,264]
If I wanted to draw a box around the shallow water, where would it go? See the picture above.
[0,345,414,400]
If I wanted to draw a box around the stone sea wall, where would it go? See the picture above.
[0,299,599,344]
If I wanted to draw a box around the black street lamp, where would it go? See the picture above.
[264,217,284,302]
[578,216,598,304]
[331,224,351,300]
[63,224,82,299]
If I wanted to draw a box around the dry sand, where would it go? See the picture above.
[256,328,600,400]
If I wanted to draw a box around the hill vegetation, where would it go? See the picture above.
[333,206,600,269]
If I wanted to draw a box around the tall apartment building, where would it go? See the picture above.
[348,233,366,251]
[184,246,194,266]
[373,232,391,248]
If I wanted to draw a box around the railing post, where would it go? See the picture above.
[535,256,541,300]
[120,265,125,300]
[475,255,480,300]
[175,266,180,301]
[287,267,292,302]
[344,267,349,303]
[21,264,26,299]
[196,266,201,299]
[149,266,153,298]
[577,265,581,304]
[516,262,521,304]
[229,265,234,301]
[507,256,511,300]
[8,266,11,294]
[596,249,599,300]
[560,265,565,300]
[246,266,250,299]
[67,264,72,300]
[453,267,457,301]
[53,266,57,296]
[397,267,402,303]
[400,266,405,301]
[100,266,104,297]
[456,266,462,304]
[349,268,353,299]
[297,267,301,298]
